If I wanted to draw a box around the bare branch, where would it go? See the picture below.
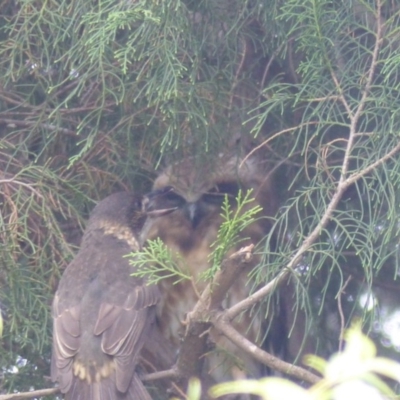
[189,244,255,318]
[0,118,77,136]
[211,312,320,384]
[142,369,178,382]
[346,139,400,185]
[175,245,320,384]
[226,268,290,321]
[0,178,44,199]
[0,388,59,400]
[240,122,319,169]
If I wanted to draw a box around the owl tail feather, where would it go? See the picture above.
[64,372,151,400]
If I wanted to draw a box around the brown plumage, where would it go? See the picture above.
[51,192,159,400]
[144,150,277,384]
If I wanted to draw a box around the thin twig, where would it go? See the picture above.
[142,368,178,382]
[0,178,44,199]
[239,121,319,169]
[338,276,352,352]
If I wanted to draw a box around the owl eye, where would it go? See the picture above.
[162,189,186,208]
[142,186,186,217]
[201,182,241,205]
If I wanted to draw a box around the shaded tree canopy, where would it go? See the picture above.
[1,0,400,397]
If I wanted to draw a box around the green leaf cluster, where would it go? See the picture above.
[128,238,190,285]
[1,0,400,396]
[204,190,262,280]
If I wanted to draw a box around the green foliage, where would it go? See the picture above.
[1,0,400,396]
[128,238,191,285]
[250,0,400,364]
[130,192,262,286]
[204,190,262,280]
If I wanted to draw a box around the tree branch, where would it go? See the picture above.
[167,245,256,389]
[172,244,321,386]
[0,388,59,400]
[211,312,320,384]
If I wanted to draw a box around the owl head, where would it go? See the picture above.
[85,191,178,249]
[143,149,277,254]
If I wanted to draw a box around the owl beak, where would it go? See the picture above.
[186,203,197,222]
[184,202,203,228]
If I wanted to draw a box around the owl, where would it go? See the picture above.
[143,148,278,386]
[51,192,173,400]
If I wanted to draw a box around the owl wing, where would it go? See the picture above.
[52,241,160,397]
[95,282,160,392]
